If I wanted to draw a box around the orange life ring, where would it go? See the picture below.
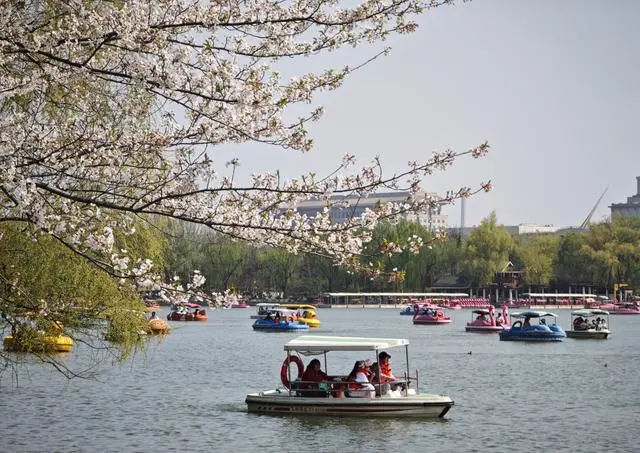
[280,355,304,389]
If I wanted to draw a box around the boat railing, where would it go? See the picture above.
[291,375,415,398]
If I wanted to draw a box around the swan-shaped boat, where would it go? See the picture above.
[465,305,510,332]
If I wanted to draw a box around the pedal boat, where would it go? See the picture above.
[566,309,610,339]
[252,309,310,332]
[399,305,415,316]
[279,304,321,328]
[499,311,566,341]
[4,334,74,353]
[465,305,510,333]
[606,302,640,315]
[245,335,454,418]
[148,318,171,334]
[167,303,208,321]
[250,303,281,319]
[412,304,452,325]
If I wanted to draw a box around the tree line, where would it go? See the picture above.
[163,212,640,299]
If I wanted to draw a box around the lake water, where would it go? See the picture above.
[1,307,639,453]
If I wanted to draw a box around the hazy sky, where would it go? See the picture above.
[217,0,640,228]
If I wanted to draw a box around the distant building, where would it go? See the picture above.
[294,191,448,231]
[450,223,561,238]
[610,176,640,218]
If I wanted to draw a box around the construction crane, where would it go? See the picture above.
[579,187,608,229]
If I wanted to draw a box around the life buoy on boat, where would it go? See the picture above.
[280,355,304,389]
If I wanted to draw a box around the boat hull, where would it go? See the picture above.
[297,317,321,328]
[499,323,566,342]
[246,390,453,418]
[3,335,74,353]
[148,319,171,334]
[252,320,309,332]
[167,312,208,322]
[566,330,610,339]
[465,325,505,333]
[413,318,452,325]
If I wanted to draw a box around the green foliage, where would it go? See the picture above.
[157,214,640,298]
[257,248,300,298]
[514,235,559,286]
[554,232,588,284]
[579,217,640,288]
[200,237,251,291]
[114,218,168,275]
[0,222,149,363]
[461,212,514,287]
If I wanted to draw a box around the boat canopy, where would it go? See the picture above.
[256,302,280,307]
[284,336,409,353]
[280,304,316,311]
[521,293,608,300]
[471,309,491,315]
[324,292,468,298]
[571,309,610,316]
[511,311,557,318]
[266,308,299,315]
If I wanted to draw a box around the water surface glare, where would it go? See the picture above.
[1,308,639,453]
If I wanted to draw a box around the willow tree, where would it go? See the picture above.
[1,0,490,369]
[515,235,559,289]
[0,223,151,376]
[461,212,514,289]
[580,217,640,289]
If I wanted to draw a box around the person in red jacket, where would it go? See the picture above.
[300,359,329,397]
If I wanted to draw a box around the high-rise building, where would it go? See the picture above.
[294,191,448,231]
[610,176,640,218]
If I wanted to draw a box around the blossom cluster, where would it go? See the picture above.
[0,0,489,282]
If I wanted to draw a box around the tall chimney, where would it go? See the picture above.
[460,197,466,237]
[637,176,640,195]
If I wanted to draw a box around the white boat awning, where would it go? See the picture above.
[571,309,610,316]
[284,336,409,352]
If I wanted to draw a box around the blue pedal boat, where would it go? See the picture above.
[252,308,310,332]
[499,311,566,341]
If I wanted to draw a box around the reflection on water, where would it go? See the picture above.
[1,308,640,453]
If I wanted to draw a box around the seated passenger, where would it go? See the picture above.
[149,311,159,321]
[378,351,396,382]
[347,361,375,398]
[540,318,546,325]
[523,318,531,327]
[300,359,329,397]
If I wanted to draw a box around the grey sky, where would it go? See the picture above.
[217,0,640,228]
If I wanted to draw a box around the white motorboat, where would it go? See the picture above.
[566,309,611,339]
[245,335,454,418]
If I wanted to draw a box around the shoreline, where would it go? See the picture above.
[320,304,586,310]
